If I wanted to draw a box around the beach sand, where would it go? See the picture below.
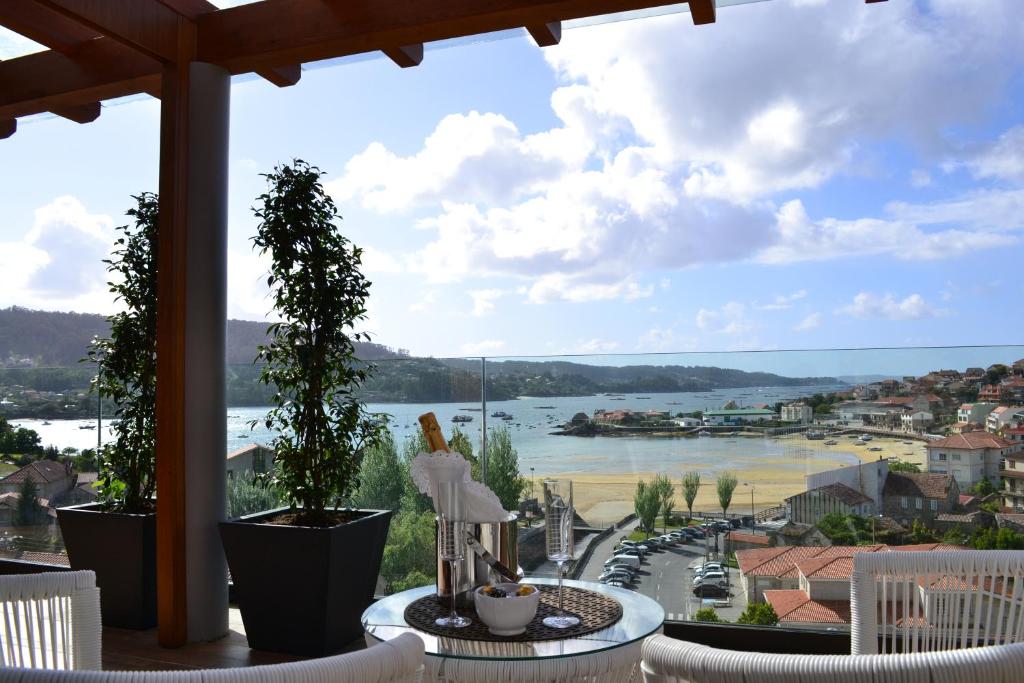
[550,434,928,525]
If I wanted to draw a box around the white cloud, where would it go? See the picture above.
[636,327,693,352]
[576,338,621,354]
[526,275,654,304]
[359,245,402,274]
[793,312,821,332]
[966,125,1024,183]
[836,292,947,321]
[910,169,932,187]
[0,196,115,312]
[758,289,808,310]
[469,289,502,316]
[408,290,437,313]
[695,302,751,335]
[460,339,506,355]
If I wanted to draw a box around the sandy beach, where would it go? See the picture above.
[550,434,927,525]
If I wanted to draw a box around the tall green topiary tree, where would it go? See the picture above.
[682,471,701,521]
[15,478,45,526]
[253,160,382,526]
[717,470,738,520]
[88,193,159,513]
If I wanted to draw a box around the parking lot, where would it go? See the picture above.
[578,523,749,622]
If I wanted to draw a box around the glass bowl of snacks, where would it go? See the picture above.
[474,583,541,636]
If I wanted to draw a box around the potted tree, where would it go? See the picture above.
[219,160,390,657]
[58,193,159,629]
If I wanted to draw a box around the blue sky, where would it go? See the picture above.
[1,0,1023,370]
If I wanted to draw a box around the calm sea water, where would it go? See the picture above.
[14,385,854,476]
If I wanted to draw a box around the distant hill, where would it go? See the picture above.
[0,307,407,368]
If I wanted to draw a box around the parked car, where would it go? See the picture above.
[693,571,728,588]
[607,554,641,569]
[729,518,742,529]
[606,580,632,590]
[616,541,648,555]
[694,562,723,577]
[599,571,635,584]
[615,548,645,560]
[693,583,729,598]
[604,564,638,577]
[687,527,705,539]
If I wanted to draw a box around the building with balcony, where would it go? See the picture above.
[987,406,1024,433]
[781,402,813,424]
[925,431,1018,488]
[957,402,998,425]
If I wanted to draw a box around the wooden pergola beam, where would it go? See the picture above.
[0,120,14,139]
[382,44,424,68]
[35,0,185,63]
[51,101,101,123]
[0,2,97,52]
[526,21,561,47]
[688,0,715,25]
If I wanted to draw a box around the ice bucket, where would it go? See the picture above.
[436,514,522,606]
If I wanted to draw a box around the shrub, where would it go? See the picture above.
[736,602,779,626]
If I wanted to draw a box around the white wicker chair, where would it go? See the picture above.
[0,571,101,671]
[0,631,424,683]
[640,634,1024,683]
[850,550,1024,655]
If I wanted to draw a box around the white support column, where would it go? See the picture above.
[183,61,230,642]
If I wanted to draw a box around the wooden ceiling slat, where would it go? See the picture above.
[0,2,97,52]
[0,120,15,139]
[526,21,561,47]
[382,44,424,68]
[51,101,102,123]
[36,0,184,63]
[688,0,715,25]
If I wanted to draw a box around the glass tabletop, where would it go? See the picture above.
[362,578,665,661]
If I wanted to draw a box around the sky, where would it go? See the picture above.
[1,0,1024,371]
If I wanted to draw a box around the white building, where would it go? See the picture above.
[925,431,1018,488]
[781,403,814,424]
[226,443,275,480]
[672,416,703,428]
[987,406,1024,433]
[957,402,998,425]
[901,411,933,433]
[804,459,887,515]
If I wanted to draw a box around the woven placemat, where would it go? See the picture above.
[403,585,622,642]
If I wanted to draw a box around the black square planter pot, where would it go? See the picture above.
[56,503,157,629]
[219,507,392,657]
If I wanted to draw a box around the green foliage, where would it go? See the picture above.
[227,473,283,519]
[716,471,738,517]
[817,512,873,546]
[252,161,382,523]
[910,519,937,544]
[75,449,98,473]
[651,474,675,532]
[353,431,405,512]
[694,607,725,623]
[972,527,1024,550]
[979,500,1001,514]
[15,478,46,526]
[942,525,968,546]
[682,471,701,519]
[0,418,43,456]
[448,426,477,478]
[380,510,437,592]
[634,480,660,535]
[889,459,921,473]
[736,602,779,626]
[971,478,996,497]
[484,426,527,511]
[88,193,159,513]
[399,432,434,515]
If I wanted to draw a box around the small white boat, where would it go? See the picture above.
[860,434,873,441]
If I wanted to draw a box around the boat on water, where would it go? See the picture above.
[491,411,508,418]
[609,397,626,401]
[869,447,883,452]
[452,415,474,423]
[79,424,96,430]
[42,421,52,426]
[501,415,514,421]
[535,406,556,409]
[855,440,866,445]
[860,434,873,441]
[824,440,838,445]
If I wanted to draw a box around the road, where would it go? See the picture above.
[577,523,748,622]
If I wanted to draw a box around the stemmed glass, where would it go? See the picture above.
[542,479,580,629]
[435,481,470,628]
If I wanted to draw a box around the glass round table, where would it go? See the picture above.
[362,578,665,682]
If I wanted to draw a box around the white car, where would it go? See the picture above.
[693,571,728,588]
[693,563,723,577]
[607,554,641,569]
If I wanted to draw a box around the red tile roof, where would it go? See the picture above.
[763,590,851,624]
[728,532,770,545]
[737,543,968,579]
[0,460,72,485]
[786,482,873,507]
[796,556,854,580]
[883,472,955,500]
[927,431,1013,450]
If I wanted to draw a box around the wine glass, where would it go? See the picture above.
[435,481,470,628]
[542,479,580,629]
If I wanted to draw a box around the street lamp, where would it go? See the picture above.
[743,482,755,530]
[530,467,535,498]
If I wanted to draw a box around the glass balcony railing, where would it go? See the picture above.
[3,344,1024,633]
